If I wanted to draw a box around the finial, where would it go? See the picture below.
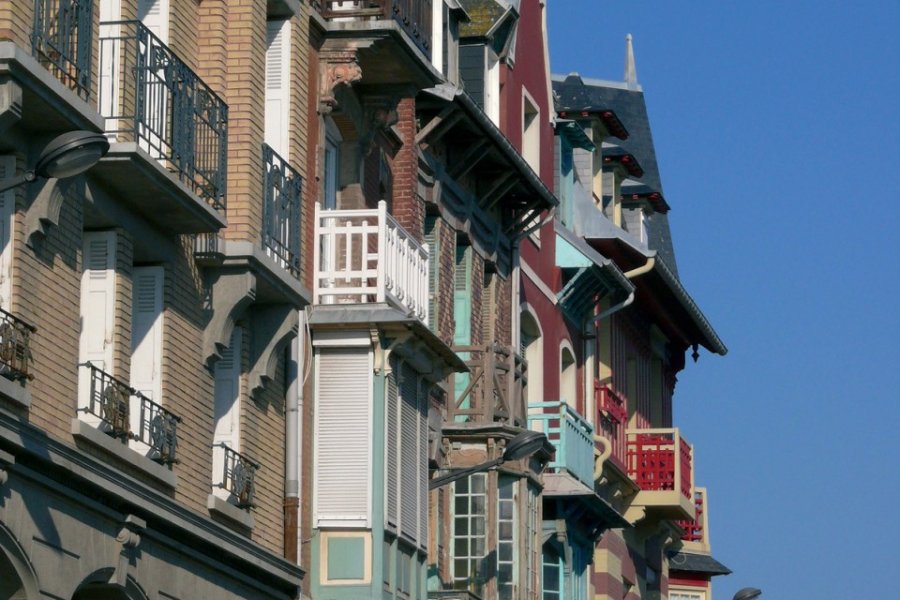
[624,33,638,90]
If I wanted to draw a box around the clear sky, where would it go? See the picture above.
[547,1,900,598]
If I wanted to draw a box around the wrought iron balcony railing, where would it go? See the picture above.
[213,443,259,509]
[262,144,302,278]
[312,1,432,56]
[0,309,36,382]
[78,362,180,464]
[314,200,429,324]
[626,428,693,501]
[528,401,594,487]
[31,0,93,99]
[595,381,628,467]
[98,20,228,212]
[448,344,526,426]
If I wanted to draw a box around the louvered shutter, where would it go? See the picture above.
[424,216,440,331]
[481,270,494,344]
[138,0,169,42]
[386,355,400,528]
[212,328,242,495]
[417,378,429,550]
[78,231,117,414]
[129,266,164,455]
[0,156,14,309]
[399,361,421,544]
[265,19,291,159]
[453,245,472,409]
[314,346,372,527]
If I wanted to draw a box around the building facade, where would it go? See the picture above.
[1,2,732,600]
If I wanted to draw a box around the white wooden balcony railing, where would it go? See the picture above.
[313,201,429,324]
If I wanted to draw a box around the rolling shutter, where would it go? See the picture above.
[78,231,117,412]
[314,346,372,527]
[0,156,14,309]
[265,19,291,159]
[417,378,429,550]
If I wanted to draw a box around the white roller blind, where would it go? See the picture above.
[265,19,291,158]
[314,346,372,527]
[386,355,400,528]
[399,361,422,544]
[78,231,117,412]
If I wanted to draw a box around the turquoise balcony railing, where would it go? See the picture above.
[528,401,594,487]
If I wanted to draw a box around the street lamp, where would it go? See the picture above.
[429,430,546,490]
[733,587,762,600]
[0,130,109,193]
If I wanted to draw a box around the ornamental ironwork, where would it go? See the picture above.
[32,0,93,99]
[262,144,302,277]
[0,309,36,382]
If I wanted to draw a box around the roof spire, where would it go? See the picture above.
[624,33,639,90]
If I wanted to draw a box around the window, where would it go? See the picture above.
[522,90,540,173]
[541,541,562,600]
[521,309,542,406]
[265,19,292,158]
[670,590,705,600]
[497,475,516,599]
[451,473,487,589]
[560,343,576,408]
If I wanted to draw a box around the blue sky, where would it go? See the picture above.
[547,1,900,598]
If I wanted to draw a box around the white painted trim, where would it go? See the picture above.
[521,262,557,305]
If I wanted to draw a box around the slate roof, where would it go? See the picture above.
[667,550,732,576]
[458,0,512,38]
[552,73,679,277]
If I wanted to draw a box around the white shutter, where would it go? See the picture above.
[212,327,242,495]
[129,266,163,455]
[130,266,163,400]
[0,156,14,309]
[78,231,117,415]
[386,355,400,528]
[265,19,291,159]
[138,0,169,43]
[314,346,372,527]
[399,362,420,544]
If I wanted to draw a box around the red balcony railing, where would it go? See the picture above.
[626,428,692,500]
[677,488,705,543]
[311,1,432,56]
[595,380,627,466]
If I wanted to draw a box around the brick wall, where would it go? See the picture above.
[391,97,423,242]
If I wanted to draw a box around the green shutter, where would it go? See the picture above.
[454,244,473,418]
[424,215,440,331]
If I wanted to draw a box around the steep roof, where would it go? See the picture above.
[552,72,680,277]
[458,0,515,38]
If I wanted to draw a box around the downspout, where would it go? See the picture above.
[587,254,655,476]
[285,308,308,564]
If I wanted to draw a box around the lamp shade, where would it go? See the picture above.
[34,131,109,180]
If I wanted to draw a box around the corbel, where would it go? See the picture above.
[25,175,76,248]
[202,270,257,368]
[248,305,298,400]
[624,505,647,525]
[373,329,413,374]
[319,48,363,115]
[112,514,145,586]
[0,79,23,136]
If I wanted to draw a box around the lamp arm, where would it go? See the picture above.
[0,172,34,194]
[428,456,504,490]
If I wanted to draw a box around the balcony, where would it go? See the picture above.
[77,362,180,465]
[31,0,93,100]
[212,443,259,510]
[677,487,707,547]
[312,0,432,56]
[0,309,36,382]
[447,344,526,426]
[92,20,227,233]
[313,200,429,324]
[595,381,627,468]
[625,428,695,520]
[528,401,594,488]
[262,144,302,278]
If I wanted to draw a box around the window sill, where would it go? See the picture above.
[70,418,177,489]
[0,376,30,408]
[207,493,255,530]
